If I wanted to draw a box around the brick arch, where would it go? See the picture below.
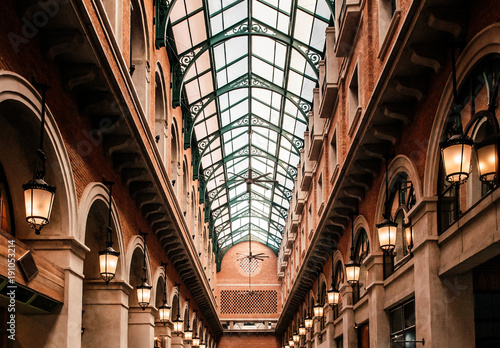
[424,23,500,196]
[0,71,78,239]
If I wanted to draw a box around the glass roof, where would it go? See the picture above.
[169,0,331,258]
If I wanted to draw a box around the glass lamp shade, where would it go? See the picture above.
[23,178,56,233]
[304,316,313,330]
[184,329,193,342]
[404,225,413,252]
[293,331,300,343]
[136,280,152,309]
[345,260,361,285]
[288,339,294,346]
[298,324,306,336]
[476,142,497,182]
[192,336,200,346]
[313,302,324,318]
[158,302,171,323]
[98,245,119,283]
[440,135,473,183]
[199,341,206,348]
[327,287,340,306]
[173,317,184,334]
[285,345,290,348]
[376,218,398,252]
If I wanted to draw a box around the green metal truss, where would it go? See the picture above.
[164,0,331,267]
[171,17,323,108]
[182,72,311,150]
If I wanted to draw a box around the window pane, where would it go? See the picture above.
[404,300,416,328]
[390,307,403,334]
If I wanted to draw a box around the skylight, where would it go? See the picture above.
[168,0,331,262]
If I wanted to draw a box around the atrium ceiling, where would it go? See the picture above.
[167,0,332,262]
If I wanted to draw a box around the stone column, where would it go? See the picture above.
[154,322,172,348]
[340,284,357,348]
[128,306,156,347]
[82,281,131,348]
[26,237,89,348]
[411,198,475,347]
[171,334,184,348]
[364,252,390,347]
[324,305,335,346]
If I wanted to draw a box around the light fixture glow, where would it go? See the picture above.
[173,284,184,335]
[440,135,473,183]
[476,142,498,182]
[345,260,360,285]
[99,180,120,283]
[313,301,323,318]
[159,263,171,324]
[376,218,398,252]
[23,83,55,234]
[136,232,152,309]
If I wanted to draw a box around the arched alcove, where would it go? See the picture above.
[129,0,149,115]
[81,194,124,348]
[154,68,167,163]
[127,240,154,348]
[182,157,189,215]
[0,73,77,240]
[170,120,180,195]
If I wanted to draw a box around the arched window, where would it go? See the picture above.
[333,261,344,320]
[154,70,167,163]
[170,121,180,194]
[438,56,500,233]
[182,159,189,214]
[383,172,415,278]
[197,208,203,252]
[129,0,149,113]
[183,307,189,331]
[191,187,196,233]
[352,229,369,304]
[0,163,14,234]
[309,296,315,335]
[202,227,208,264]
[171,294,178,322]
[319,281,327,332]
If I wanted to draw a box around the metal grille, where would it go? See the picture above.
[220,290,278,314]
[239,258,259,274]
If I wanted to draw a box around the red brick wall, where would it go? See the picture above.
[216,241,281,320]
[218,333,281,348]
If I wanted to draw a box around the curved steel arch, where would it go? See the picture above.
[200,152,295,205]
[197,113,304,158]
[211,191,288,221]
[172,17,322,108]
[206,177,292,215]
[211,199,288,227]
[200,143,298,190]
[155,0,336,49]
[213,208,284,238]
[193,114,304,180]
[218,223,281,256]
[183,72,311,150]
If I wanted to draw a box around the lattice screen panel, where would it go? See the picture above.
[220,290,278,314]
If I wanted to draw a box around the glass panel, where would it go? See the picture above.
[169,0,328,253]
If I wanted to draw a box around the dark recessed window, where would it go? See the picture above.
[390,299,416,348]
